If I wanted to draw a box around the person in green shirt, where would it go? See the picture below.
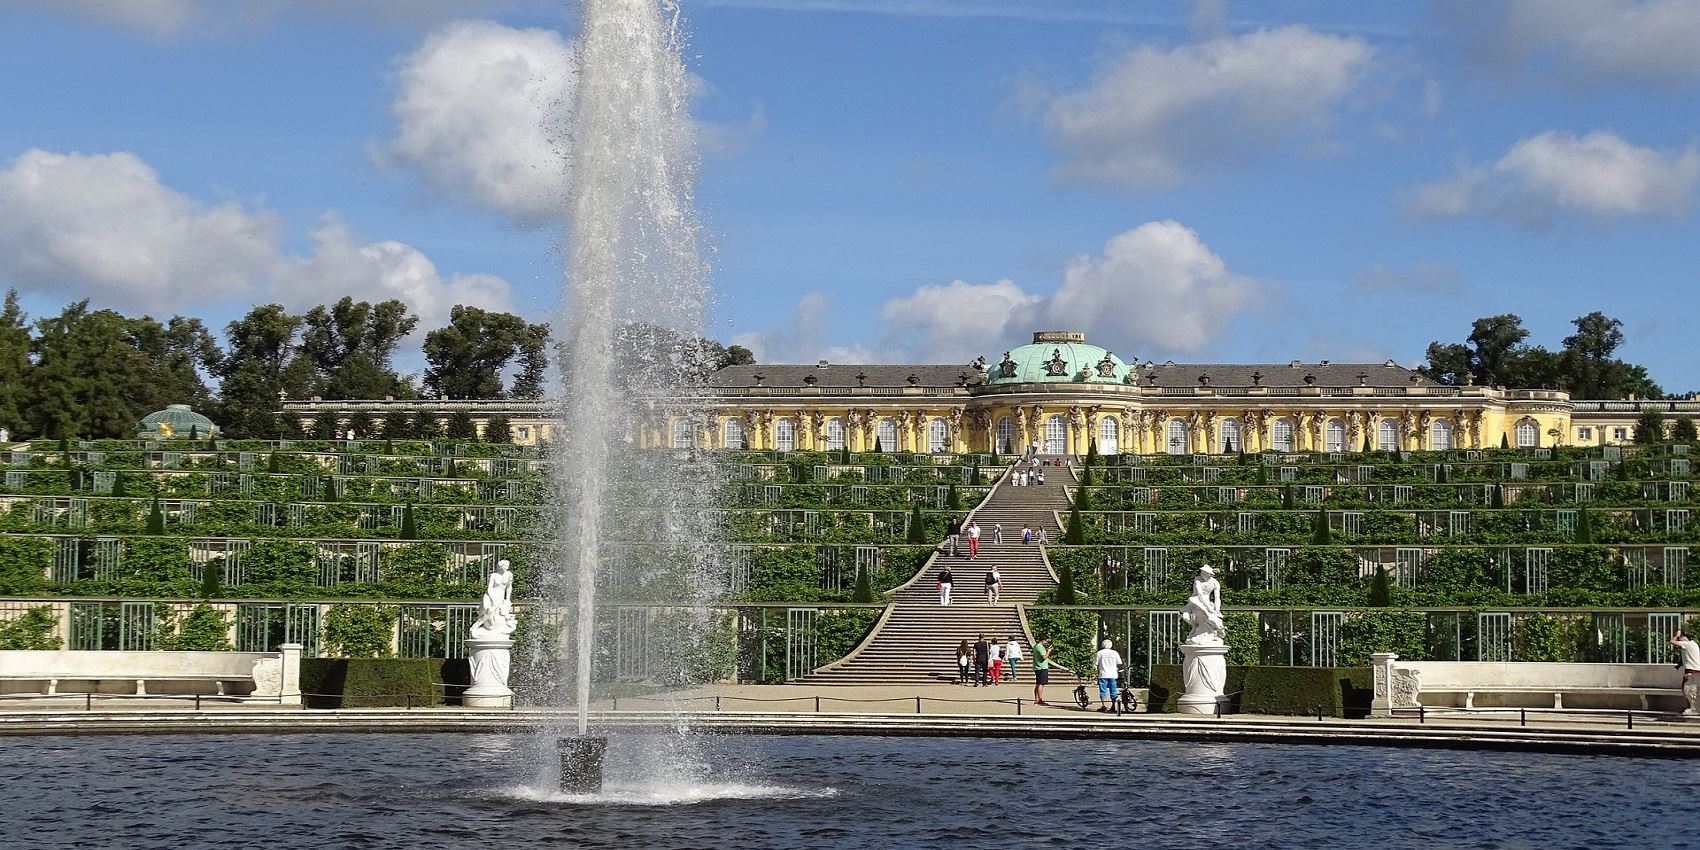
[1031,637,1053,705]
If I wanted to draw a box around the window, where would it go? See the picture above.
[1577,427,1592,442]
[824,417,846,451]
[875,418,898,451]
[1613,427,1628,441]
[1220,418,1240,453]
[1098,417,1119,455]
[1044,414,1067,455]
[515,426,530,441]
[670,419,693,449]
[1166,418,1189,455]
[1324,418,1346,453]
[1430,418,1453,451]
[927,418,949,454]
[1516,420,1538,448]
[995,416,1015,454]
[723,418,744,450]
[1377,418,1399,452]
[1271,419,1295,452]
[775,418,796,452]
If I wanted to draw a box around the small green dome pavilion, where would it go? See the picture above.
[983,331,1131,385]
[137,404,219,439]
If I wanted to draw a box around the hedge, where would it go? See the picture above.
[299,658,468,708]
[1146,664,1373,718]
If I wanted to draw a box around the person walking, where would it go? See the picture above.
[1037,526,1049,545]
[956,639,973,685]
[947,518,962,558]
[1021,523,1033,545]
[1004,636,1023,683]
[973,634,991,686]
[985,566,1002,604]
[1094,639,1123,713]
[1674,631,1700,716]
[993,523,1003,545]
[937,566,954,606]
[967,520,981,559]
[989,642,1005,684]
[1032,637,1053,705]
[1035,468,1045,486]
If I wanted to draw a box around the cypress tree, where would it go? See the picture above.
[851,562,874,603]
[906,502,926,543]
[110,471,126,497]
[414,411,441,439]
[1311,509,1331,544]
[1085,436,1099,467]
[267,452,281,474]
[1361,431,1371,454]
[1256,464,1268,485]
[1436,463,1449,483]
[381,408,414,439]
[205,431,217,451]
[400,502,418,540]
[873,436,884,454]
[1367,566,1392,607]
[1575,508,1594,544]
[345,410,376,441]
[188,425,199,440]
[313,409,341,441]
[383,438,394,455]
[146,496,165,535]
[199,561,223,599]
[483,415,513,444]
[838,445,850,465]
[1081,464,1094,487]
[1065,499,1085,544]
[1281,482,1294,510]
[1501,433,1510,450]
[58,435,71,457]
[970,461,983,485]
[947,484,962,511]
[1491,484,1505,508]
[446,409,478,440]
[1056,561,1078,605]
[1672,417,1698,443]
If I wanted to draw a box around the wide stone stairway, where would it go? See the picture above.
[802,458,1074,685]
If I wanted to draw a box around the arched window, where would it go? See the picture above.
[928,418,950,454]
[1431,418,1453,451]
[1271,418,1295,452]
[722,418,744,450]
[1044,414,1067,455]
[775,418,796,452]
[1098,417,1119,455]
[1516,420,1538,448]
[1220,418,1241,453]
[1377,418,1399,452]
[875,418,898,451]
[1324,418,1346,453]
[995,416,1015,454]
[824,417,846,451]
[671,419,693,449]
[1167,418,1190,455]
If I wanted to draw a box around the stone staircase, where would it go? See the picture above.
[802,458,1075,685]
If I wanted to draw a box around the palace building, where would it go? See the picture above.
[284,330,1694,452]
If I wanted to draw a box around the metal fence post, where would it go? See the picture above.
[85,693,92,711]
[612,694,618,712]
[915,696,921,714]
[195,694,202,711]
[1418,704,1425,724]
[814,696,820,713]
[1519,709,1525,727]
[1016,699,1021,716]
[715,695,721,712]
[1627,710,1634,730]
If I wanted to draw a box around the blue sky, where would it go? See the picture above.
[1,1,1697,389]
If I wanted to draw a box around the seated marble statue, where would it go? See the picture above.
[469,559,517,639]
[1180,565,1225,645]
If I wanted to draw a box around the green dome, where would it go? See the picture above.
[138,404,219,438]
[985,331,1131,386]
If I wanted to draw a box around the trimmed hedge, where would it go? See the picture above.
[299,658,469,708]
[1146,665,1372,718]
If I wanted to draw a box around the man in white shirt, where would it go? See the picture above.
[1094,639,1123,712]
[967,521,981,560]
[1673,631,1700,716]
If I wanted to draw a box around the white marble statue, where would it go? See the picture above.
[1180,565,1225,646]
[469,559,517,639]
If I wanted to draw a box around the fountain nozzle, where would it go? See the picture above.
[559,736,608,794]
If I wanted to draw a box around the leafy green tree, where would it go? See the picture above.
[1575,508,1594,545]
[312,409,342,440]
[199,560,223,599]
[482,414,513,444]
[146,497,165,535]
[445,409,478,439]
[30,302,150,438]
[422,306,531,399]
[510,322,552,400]
[158,604,232,651]
[299,297,419,399]
[1366,566,1392,607]
[873,437,884,453]
[906,502,926,543]
[1311,510,1331,544]
[851,562,874,603]
[413,411,441,439]
[127,314,222,414]
[1673,418,1698,443]
[946,484,961,511]
[1055,561,1078,605]
[0,290,33,435]
[1065,499,1085,544]
[1633,407,1667,444]
[214,305,312,438]
[345,410,376,440]
[380,408,415,438]
[399,503,418,540]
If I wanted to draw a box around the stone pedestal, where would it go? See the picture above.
[1370,652,1399,717]
[1176,643,1230,715]
[463,638,514,708]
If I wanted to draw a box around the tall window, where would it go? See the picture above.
[1377,418,1399,452]
[928,418,950,454]
[875,418,898,451]
[1098,417,1119,455]
[996,416,1015,454]
[671,419,693,449]
[824,417,846,451]
[1044,415,1067,455]
[1220,418,1240,453]
[1516,420,1538,448]
[1324,418,1346,453]
[1167,419,1190,455]
[775,418,796,452]
[723,418,744,450]
[1431,418,1453,451]
[1272,419,1295,452]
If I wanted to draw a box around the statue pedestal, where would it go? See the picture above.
[464,638,514,708]
[1176,643,1230,715]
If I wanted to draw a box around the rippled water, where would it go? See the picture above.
[0,733,1683,849]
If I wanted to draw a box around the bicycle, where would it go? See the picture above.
[1072,675,1139,713]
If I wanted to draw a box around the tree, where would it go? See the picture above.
[1423,311,1662,398]
[312,409,342,440]
[215,305,312,438]
[30,302,153,438]
[1633,408,1666,444]
[1281,483,1294,509]
[1366,566,1392,607]
[399,503,418,540]
[1085,436,1099,467]
[720,345,756,368]
[0,290,33,435]
[1673,418,1698,443]
[1311,510,1331,544]
[345,410,376,440]
[1491,484,1505,508]
[199,561,223,599]
[299,297,419,399]
[445,409,478,439]
[851,562,874,603]
[146,497,165,535]
[906,502,926,544]
[1574,508,1594,545]
[413,411,441,439]
[872,437,884,453]
[1055,562,1078,605]
[1065,499,1085,544]
[422,306,531,399]
[1360,431,1371,453]
[380,408,415,438]
[483,414,513,444]
[127,314,222,414]
[947,485,961,512]
[510,322,551,400]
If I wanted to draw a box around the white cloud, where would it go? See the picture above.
[1355,263,1466,297]
[379,20,577,221]
[31,0,199,38]
[1411,131,1700,224]
[879,279,1042,361]
[1446,0,1700,86]
[1036,26,1374,189]
[0,148,510,325]
[0,149,278,313]
[1048,221,1257,352]
[731,292,878,364]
